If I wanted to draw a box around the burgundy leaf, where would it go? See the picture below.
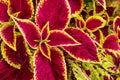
[34,48,67,80]
[75,17,85,28]
[39,43,50,60]
[86,16,106,32]
[36,0,70,30]
[47,30,80,46]
[0,0,10,22]
[1,35,31,69]
[113,16,120,32]
[97,0,106,9]
[63,28,98,62]
[13,17,41,49]
[68,0,83,14]
[94,4,104,15]
[41,22,50,40]
[0,60,33,80]
[107,6,116,17]
[103,34,119,50]
[0,24,16,51]
[8,0,34,19]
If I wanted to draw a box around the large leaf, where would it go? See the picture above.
[35,0,70,30]
[86,16,106,32]
[0,59,33,80]
[0,0,10,22]
[13,17,41,49]
[8,0,34,19]
[63,28,98,62]
[0,24,16,51]
[47,30,80,46]
[1,35,31,69]
[34,48,67,80]
[68,0,83,14]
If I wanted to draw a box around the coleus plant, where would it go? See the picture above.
[0,0,120,80]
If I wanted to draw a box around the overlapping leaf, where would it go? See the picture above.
[68,0,83,14]
[86,16,106,32]
[113,16,120,32]
[63,28,98,62]
[1,35,31,69]
[0,59,33,80]
[96,0,106,9]
[0,0,10,22]
[35,0,70,30]
[47,30,80,46]
[34,48,67,80]
[8,0,34,19]
[13,17,41,49]
[0,24,16,51]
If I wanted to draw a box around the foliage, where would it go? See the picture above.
[0,0,120,80]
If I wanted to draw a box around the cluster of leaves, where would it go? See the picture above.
[0,0,120,80]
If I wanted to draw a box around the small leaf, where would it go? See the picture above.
[106,6,117,17]
[113,16,120,32]
[35,0,70,30]
[13,17,41,49]
[68,0,83,14]
[97,0,106,9]
[8,0,34,19]
[39,43,50,60]
[34,48,67,80]
[86,16,106,32]
[63,28,98,62]
[103,34,119,50]
[0,0,10,22]
[41,22,50,40]
[47,30,80,46]
[0,24,16,51]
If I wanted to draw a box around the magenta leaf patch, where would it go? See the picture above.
[0,24,16,51]
[68,0,83,14]
[113,16,120,32]
[13,17,41,49]
[63,28,98,62]
[8,0,34,19]
[34,48,67,80]
[0,60,33,80]
[47,30,80,46]
[0,0,10,22]
[39,43,50,60]
[1,35,31,69]
[103,34,119,50]
[86,16,106,32]
[35,0,70,30]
